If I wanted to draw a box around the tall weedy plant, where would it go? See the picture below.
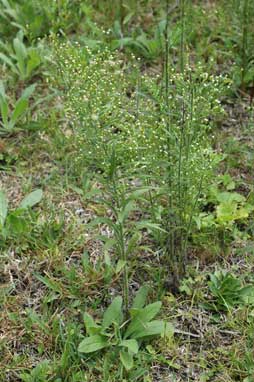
[53,36,225,294]
[52,42,161,313]
[133,0,225,286]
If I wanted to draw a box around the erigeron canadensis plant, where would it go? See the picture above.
[53,40,226,290]
[133,65,226,285]
[53,42,163,311]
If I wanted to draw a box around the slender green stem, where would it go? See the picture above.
[241,0,249,88]
[182,172,205,272]
[180,0,185,73]
[117,222,129,314]
[119,0,124,30]
[108,148,129,314]
[177,101,185,271]
[164,0,175,271]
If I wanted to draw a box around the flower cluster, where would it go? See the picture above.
[53,42,226,222]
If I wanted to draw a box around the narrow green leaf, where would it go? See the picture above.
[102,296,123,329]
[118,200,136,224]
[0,52,18,74]
[26,50,40,77]
[0,81,6,98]
[1,0,12,10]
[126,231,141,256]
[128,188,151,200]
[21,84,36,99]
[10,98,28,127]
[13,37,26,78]
[119,350,134,371]
[35,274,62,294]
[0,95,9,127]
[83,312,96,328]
[87,217,115,229]
[136,221,167,233]
[13,36,27,60]
[115,259,126,274]
[132,286,149,309]
[0,191,8,227]
[78,335,108,353]
[20,189,43,209]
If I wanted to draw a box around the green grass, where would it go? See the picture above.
[1,0,254,381]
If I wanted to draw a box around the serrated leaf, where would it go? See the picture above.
[0,191,8,227]
[78,335,108,353]
[119,350,134,371]
[102,296,123,329]
[119,339,139,354]
[20,189,43,209]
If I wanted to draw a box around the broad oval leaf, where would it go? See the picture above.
[132,285,149,309]
[125,301,162,339]
[83,312,101,336]
[13,37,27,60]
[119,350,134,371]
[78,335,108,353]
[20,189,43,209]
[131,320,174,339]
[102,296,123,329]
[119,339,139,354]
